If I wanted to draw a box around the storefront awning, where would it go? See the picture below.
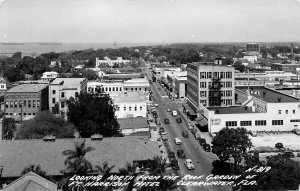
[196,116,208,127]
[182,103,197,116]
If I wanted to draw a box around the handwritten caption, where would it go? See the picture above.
[68,165,271,188]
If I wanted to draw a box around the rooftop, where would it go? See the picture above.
[111,92,147,103]
[50,78,86,89]
[0,137,160,177]
[236,86,300,103]
[207,106,259,114]
[118,117,148,129]
[7,84,48,93]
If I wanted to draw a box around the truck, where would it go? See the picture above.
[172,110,177,117]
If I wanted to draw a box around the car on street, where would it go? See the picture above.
[171,160,180,170]
[164,119,170,124]
[187,124,193,130]
[199,138,206,146]
[174,137,182,145]
[156,120,161,125]
[168,151,176,162]
[182,131,189,138]
[203,144,211,152]
[184,159,195,170]
[166,108,171,112]
[172,110,177,116]
[159,127,165,134]
[176,118,182,123]
[177,149,185,158]
[161,132,168,141]
[155,103,159,107]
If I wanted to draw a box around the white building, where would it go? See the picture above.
[153,67,181,79]
[167,71,187,99]
[41,71,59,82]
[96,57,130,67]
[111,92,149,118]
[0,77,7,90]
[123,78,150,92]
[49,78,88,116]
[243,55,258,63]
[197,86,300,134]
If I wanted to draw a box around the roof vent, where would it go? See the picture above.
[277,98,281,102]
[43,135,56,142]
[91,134,103,141]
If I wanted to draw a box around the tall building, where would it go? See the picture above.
[186,61,235,112]
[246,43,260,53]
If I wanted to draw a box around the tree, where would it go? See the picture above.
[67,91,121,138]
[16,111,75,139]
[3,66,25,82]
[119,162,141,191]
[233,61,245,72]
[212,127,252,172]
[3,117,16,140]
[147,156,168,176]
[52,103,59,114]
[21,164,46,178]
[96,161,115,180]
[80,69,98,80]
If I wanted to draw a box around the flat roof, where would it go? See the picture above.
[7,84,48,93]
[50,78,86,89]
[0,137,160,177]
[207,106,259,114]
[236,86,300,103]
[118,117,148,129]
[111,92,146,103]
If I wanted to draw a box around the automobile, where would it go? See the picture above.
[161,133,168,141]
[282,151,295,158]
[156,120,161,125]
[182,131,189,138]
[155,103,159,107]
[176,118,182,123]
[153,113,158,118]
[203,144,211,152]
[177,149,186,158]
[159,127,165,134]
[187,124,193,130]
[171,160,180,170]
[191,128,197,135]
[184,159,195,170]
[164,119,170,124]
[168,151,176,162]
[172,110,177,117]
[166,108,171,112]
[174,137,182,145]
[199,138,206,146]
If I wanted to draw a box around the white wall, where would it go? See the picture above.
[115,102,147,118]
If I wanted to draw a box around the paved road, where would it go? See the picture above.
[144,67,231,191]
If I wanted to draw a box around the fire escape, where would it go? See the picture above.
[209,71,222,106]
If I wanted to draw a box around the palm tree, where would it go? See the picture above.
[21,164,46,177]
[119,162,142,191]
[96,161,115,180]
[147,156,168,176]
[59,140,95,191]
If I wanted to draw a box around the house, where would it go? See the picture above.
[96,57,130,67]
[0,77,7,91]
[74,64,84,72]
[118,117,149,136]
[1,172,58,191]
[41,71,59,82]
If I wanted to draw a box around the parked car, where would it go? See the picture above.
[168,151,176,162]
[203,144,211,152]
[164,119,170,124]
[177,149,185,158]
[171,160,180,170]
[187,124,193,130]
[159,127,165,134]
[182,131,189,138]
[174,137,182,145]
[166,108,171,112]
[172,110,177,116]
[184,159,195,170]
[199,138,206,146]
[161,132,168,141]
[156,120,161,125]
[176,118,182,123]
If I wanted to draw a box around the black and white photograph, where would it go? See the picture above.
[0,0,300,190]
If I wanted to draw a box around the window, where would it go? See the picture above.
[28,100,31,107]
[19,101,22,107]
[278,110,281,114]
[61,92,65,98]
[290,119,300,122]
[116,87,118,91]
[227,99,232,105]
[255,120,266,126]
[226,82,232,88]
[226,90,232,97]
[52,90,56,94]
[28,113,31,115]
[14,101,18,108]
[125,88,128,91]
[1,85,4,88]
[220,72,224,78]
[293,110,295,114]
[140,106,143,110]
[109,87,111,91]
[5,101,8,108]
[33,100,36,107]
[33,113,36,115]
[200,72,205,79]
[10,101,13,108]
[37,100,40,107]
[286,110,288,114]
[200,91,206,97]
[240,121,252,126]
[10,113,12,116]
[226,72,232,78]
[24,100,27,107]
[61,102,65,108]
[214,72,218,78]
[115,105,120,111]
[52,98,56,104]
[120,87,122,91]
[124,107,126,111]
[131,88,133,91]
[135,88,137,91]
[139,88,141,91]
[200,82,206,88]
[129,106,132,111]
[226,121,237,127]
[24,113,26,115]
[272,120,283,125]
[105,87,108,91]
[207,72,212,78]
[135,106,137,111]
[112,87,115,91]
[75,92,79,97]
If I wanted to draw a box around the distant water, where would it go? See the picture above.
[0,42,161,56]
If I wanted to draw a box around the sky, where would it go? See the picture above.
[0,0,300,43]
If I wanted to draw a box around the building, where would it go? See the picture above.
[197,86,300,134]
[102,73,144,80]
[49,78,88,115]
[4,84,49,119]
[0,138,160,180]
[271,62,300,74]
[243,55,258,63]
[111,92,149,118]
[166,71,187,99]
[96,57,130,67]
[123,78,150,92]
[40,71,59,82]
[187,62,235,111]
[246,43,260,53]
[153,67,181,79]
[0,77,7,91]
[118,117,149,136]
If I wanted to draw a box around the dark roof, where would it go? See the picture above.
[207,106,259,114]
[236,86,300,103]
[7,84,48,93]
[0,137,160,177]
[118,117,148,129]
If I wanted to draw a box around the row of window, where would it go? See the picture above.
[88,87,149,92]
[278,110,296,114]
[200,71,233,79]
[115,106,143,111]
[5,100,40,108]
[199,81,233,88]
[225,120,286,127]
[199,99,232,106]
[291,119,300,122]
[6,113,36,116]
